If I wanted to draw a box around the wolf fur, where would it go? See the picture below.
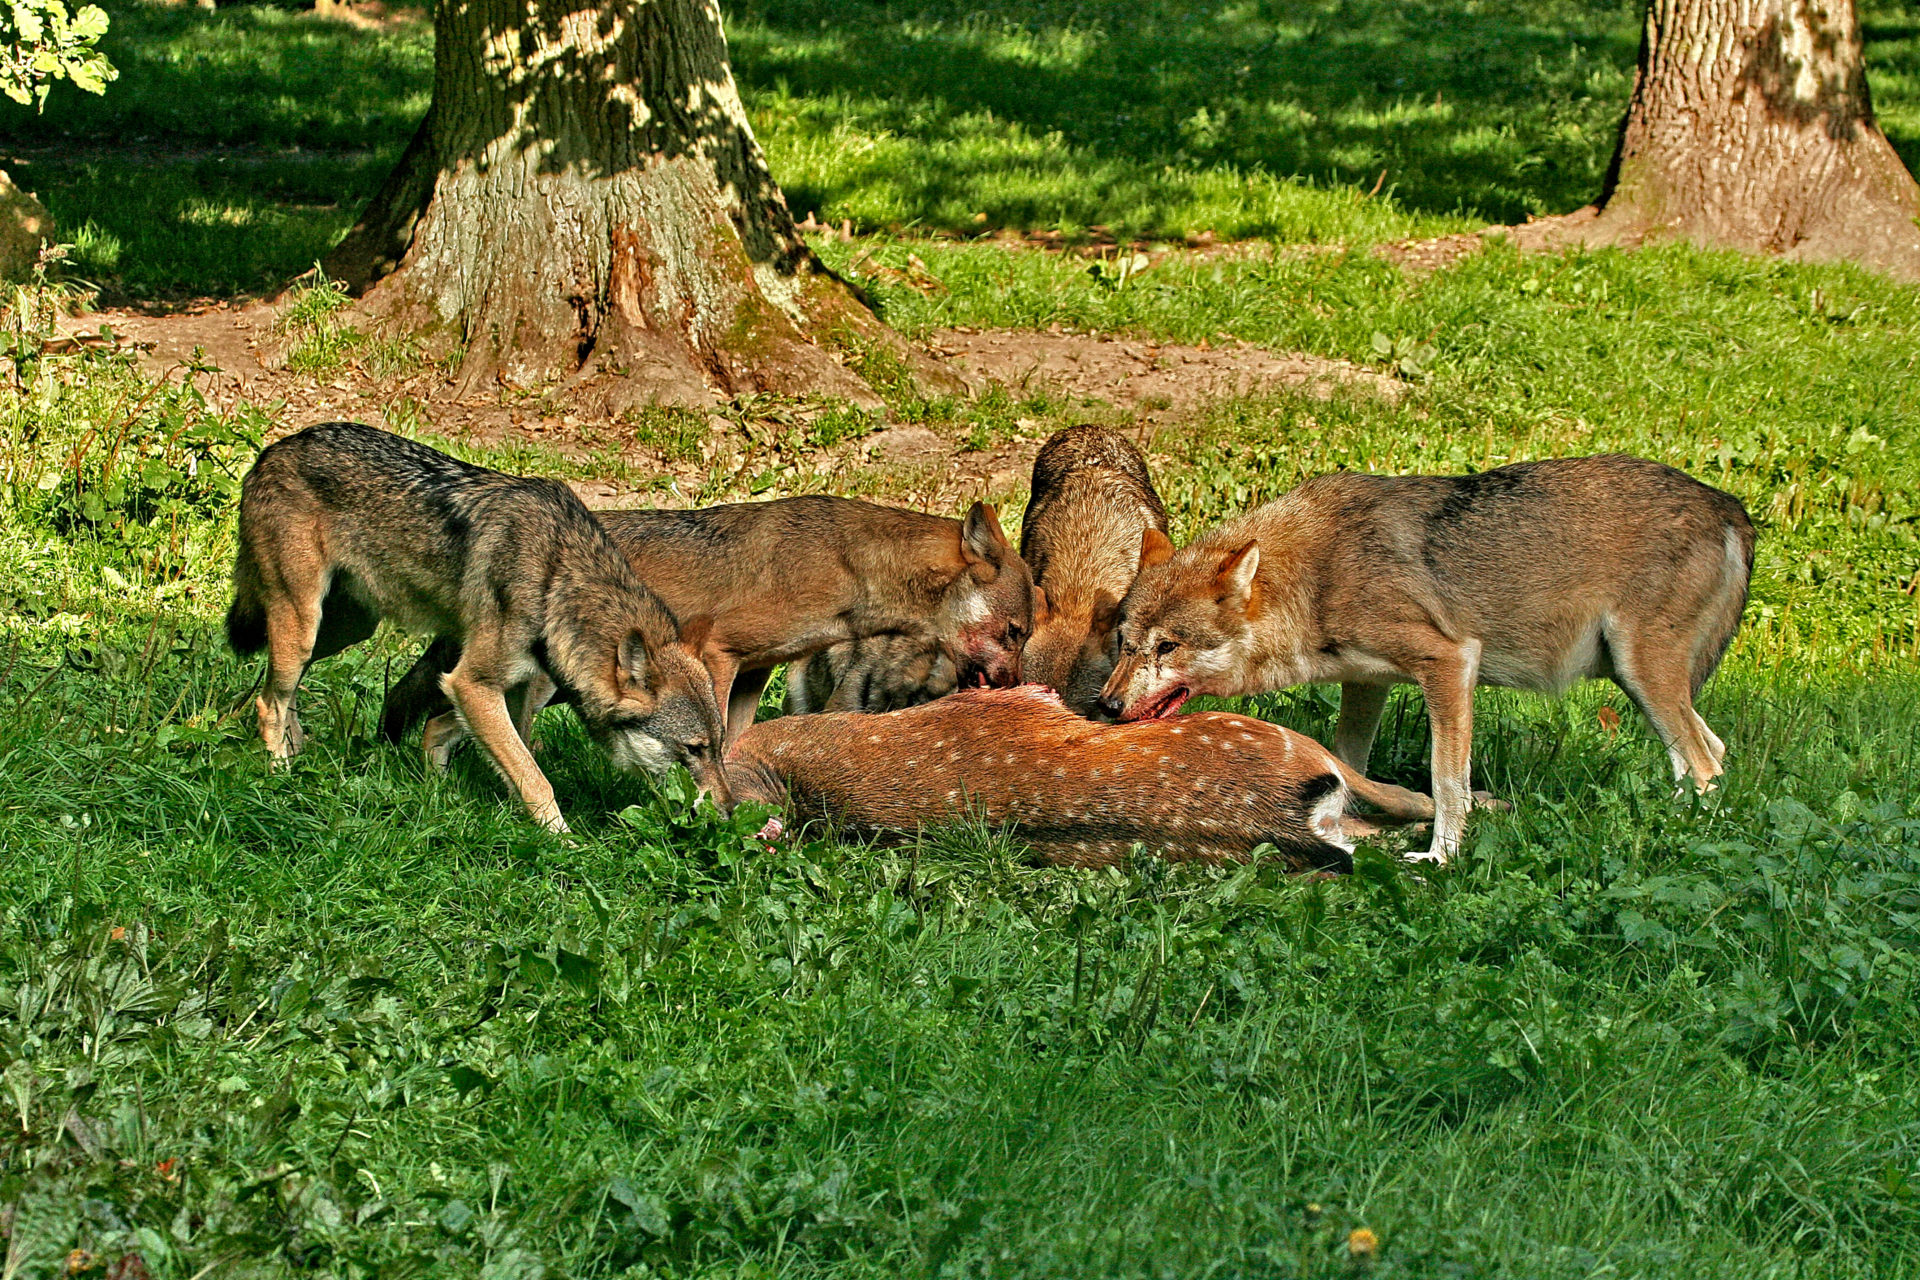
[1019,425,1170,715]
[1100,455,1755,863]
[383,495,1033,751]
[783,631,958,715]
[227,421,732,832]
[791,425,1168,716]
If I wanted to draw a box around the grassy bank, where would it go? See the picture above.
[1,0,1918,1274]
[4,0,1916,298]
[4,219,1920,1273]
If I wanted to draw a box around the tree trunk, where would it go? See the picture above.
[1520,0,1920,279]
[325,0,941,409]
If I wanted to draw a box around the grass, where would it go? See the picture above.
[6,0,1919,299]
[4,224,1920,1274]
[1,1,1920,1275]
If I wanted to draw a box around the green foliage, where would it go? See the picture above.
[3,2,1920,1274]
[277,264,362,377]
[6,227,1920,1271]
[0,0,114,109]
[10,0,1920,299]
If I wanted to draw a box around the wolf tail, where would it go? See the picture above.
[226,545,268,656]
[381,638,462,743]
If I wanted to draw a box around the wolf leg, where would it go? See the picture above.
[442,670,568,834]
[257,573,327,762]
[422,710,466,773]
[1609,631,1721,791]
[1333,682,1390,772]
[511,672,557,749]
[1407,640,1481,864]
[725,668,773,751]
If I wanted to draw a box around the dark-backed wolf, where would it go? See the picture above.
[783,631,957,715]
[225,421,733,832]
[382,495,1034,751]
[1099,455,1754,863]
[1019,425,1169,715]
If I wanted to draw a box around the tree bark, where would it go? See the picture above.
[1519,0,1920,279]
[325,0,939,408]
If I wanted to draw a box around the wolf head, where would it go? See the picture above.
[579,605,735,812]
[935,502,1035,689]
[1023,587,1127,717]
[1098,528,1262,721]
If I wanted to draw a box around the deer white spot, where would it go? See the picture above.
[1054,766,1067,778]
[868,734,880,743]
[1171,726,1184,735]
[1199,734,1212,744]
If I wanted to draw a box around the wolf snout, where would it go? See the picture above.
[1096,694,1125,719]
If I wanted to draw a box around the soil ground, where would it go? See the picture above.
[53,294,1407,511]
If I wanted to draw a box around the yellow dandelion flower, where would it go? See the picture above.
[1347,1227,1378,1261]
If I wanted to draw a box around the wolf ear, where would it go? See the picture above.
[1214,542,1261,612]
[617,629,658,702]
[1030,584,1051,626]
[961,502,1010,567]
[1139,527,1174,571]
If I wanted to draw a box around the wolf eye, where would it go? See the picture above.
[1155,639,1178,658]
[686,741,710,759]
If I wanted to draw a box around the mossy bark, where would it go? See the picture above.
[326,0,946,408]
[1519,0,1920,279]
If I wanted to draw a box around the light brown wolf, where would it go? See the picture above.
[790,424,1167,715]
[225,422,732,833]
[384,495,1033,750]
[729,686,1437,870]
[1019,425,1169,715]
[1099,455,1755,863]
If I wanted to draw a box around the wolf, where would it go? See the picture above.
[1018,425,1169,715]
[783,631,957,715]
[1099,455,1755,863]
[225,421,733,833]
[728,685,1439,872]
[383,495,1033,751]
[790,425,1167,716]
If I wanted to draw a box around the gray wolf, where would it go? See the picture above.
[1019,425,1169,715]
[226,421,732,832]
[383,495,1033,750]
[1099,455,1754,863]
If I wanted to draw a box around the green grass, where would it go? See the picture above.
[10,0,1920,299]
[5,223,1920,1273]
[3,1,1920,1274]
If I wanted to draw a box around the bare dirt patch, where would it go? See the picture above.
[929,328,1401,421]
[54,298,1411,511]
